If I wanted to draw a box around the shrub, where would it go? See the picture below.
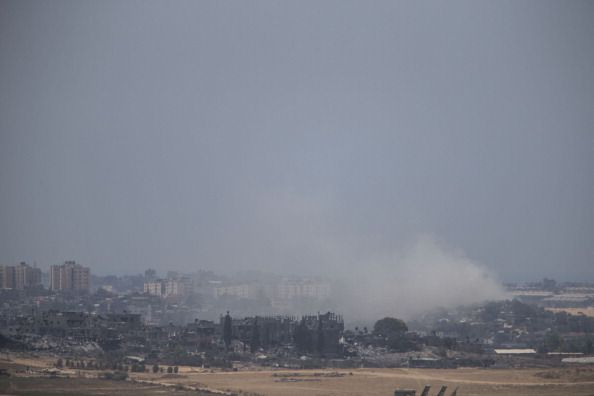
[101,371,128,381]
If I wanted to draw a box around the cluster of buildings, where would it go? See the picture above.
[222,311,344,356]
[1,268,593,370]
[143,276,331,302]
[211,279,331,302]
[0,260,91,293]
[0,262,335,331]
[0,262,42,290]
[143,277,192,297]
[412,297,594,358]
[1,308,345,361]
[507,285,594,309]
[3,310,142,340]
[2,260,330,317]
[140,275,333,321]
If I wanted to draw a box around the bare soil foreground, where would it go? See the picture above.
[0,377,206,396]
[2,355,594,396]
[130,366,594,396]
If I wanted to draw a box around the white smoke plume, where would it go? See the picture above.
[208,190,508,323]
[335,235,507,322]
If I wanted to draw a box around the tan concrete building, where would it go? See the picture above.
[49,261,90,292]
[164,277,191,296]
[0,262,41,290]
[144,277,192,297]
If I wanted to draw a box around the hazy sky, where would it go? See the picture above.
[1,1,593,281]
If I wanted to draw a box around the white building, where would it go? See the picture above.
[144,277,192,297]
[276,279,331,300]
[144,280,164,296]
[214,284,256,299]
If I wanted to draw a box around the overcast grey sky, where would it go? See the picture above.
[1,1,592,281]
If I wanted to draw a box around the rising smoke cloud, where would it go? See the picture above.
[334,235,507,322]
[230,190,507,323]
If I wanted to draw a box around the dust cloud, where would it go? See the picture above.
[222,191,508,323]
[333,235,507,323]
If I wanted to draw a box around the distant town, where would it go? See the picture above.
[0,261,593,372]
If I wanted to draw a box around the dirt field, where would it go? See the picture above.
[545,307,594,317]
[0,376,218,396]
[131,366,594,395]
[2,353,594,395]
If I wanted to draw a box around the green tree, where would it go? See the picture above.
[511,300,537,324]
[481,302,501,322]
[373,317,408,337]
[544,331,562,352]
[152,364,159,373]
[373,317,410,351]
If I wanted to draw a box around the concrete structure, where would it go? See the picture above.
[276,279,331,300]
[144,277,191,297]
[4,311,141,339]
[144,280,165,296]
[436,386,448,396]
[219,311,343,356]
[493,348,537,355]
[214,284,259,299]
[49,261,90,292]
[0,262,41,290]
[298,312,344,356]
[213,279,331,301]
[165,277,191,296]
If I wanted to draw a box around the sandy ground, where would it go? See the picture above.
[3,353,594,395]
[0,353,55,370]
[0,377,206,396]
[545,307,594,317]
[132,366,594,395]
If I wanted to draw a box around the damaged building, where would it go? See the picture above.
[220,311,344,356]
[3,311,142,341]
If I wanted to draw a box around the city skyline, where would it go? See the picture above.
[1,3,593,394]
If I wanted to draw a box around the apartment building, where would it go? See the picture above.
[0,262,42,290]
[49,261,90,292]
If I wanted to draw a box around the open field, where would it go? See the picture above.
[130,366,594,396]
[0,377,208,396]
[545,307,594,318]
[2,354,594,395]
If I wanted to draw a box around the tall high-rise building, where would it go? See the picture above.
[0,262,41,290]
[49,261,90,292]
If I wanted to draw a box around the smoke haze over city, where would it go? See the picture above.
[1,0,593,318]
